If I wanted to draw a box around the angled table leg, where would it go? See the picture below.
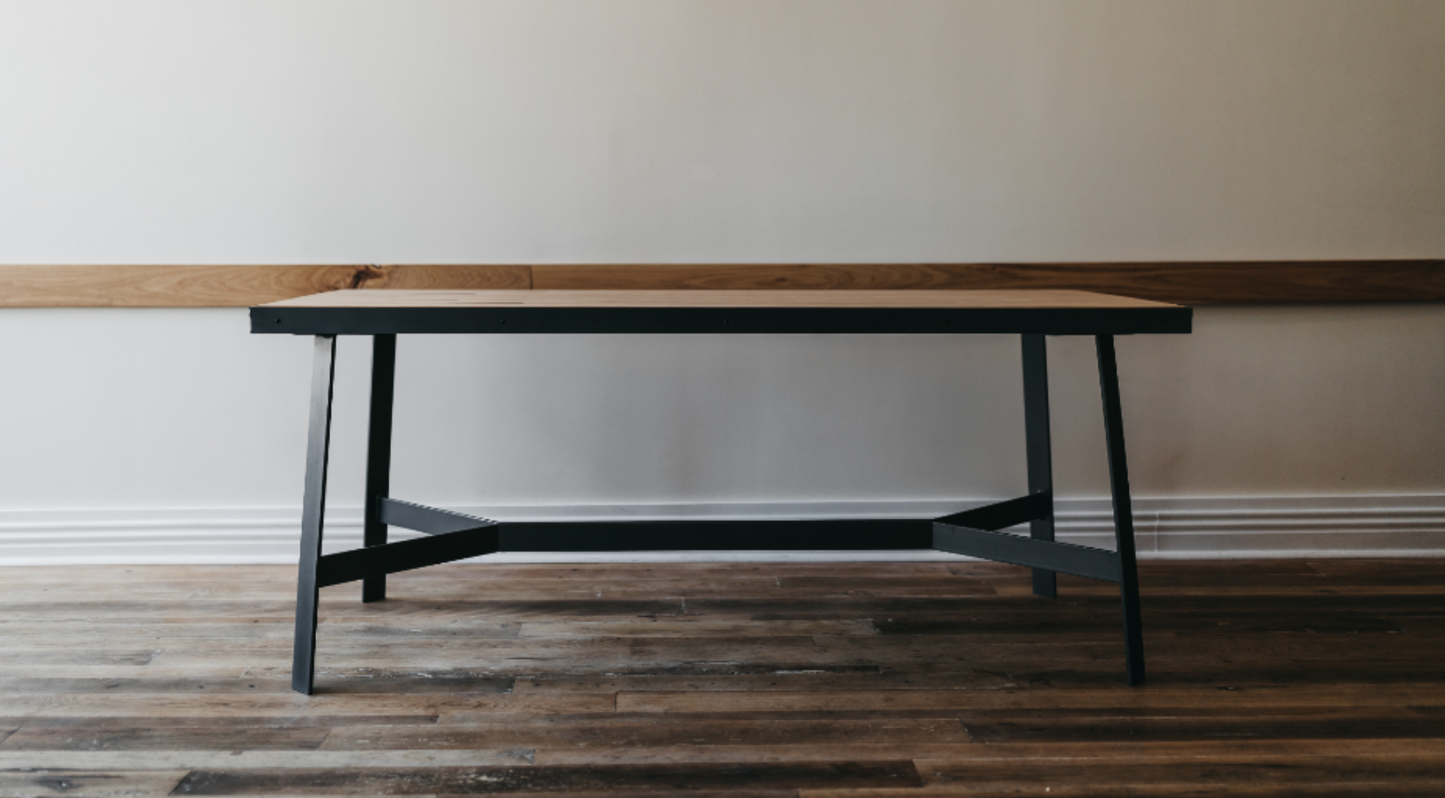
[362,334,397,604]
[1096,335,1146,686]
[1021,334,1057,599]
[292,335,337,696]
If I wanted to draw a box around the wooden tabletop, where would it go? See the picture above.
[253,289,1191,336]
[263,288,1179,310]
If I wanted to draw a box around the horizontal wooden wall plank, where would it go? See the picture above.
[0,264,531,307]
[532,261,1445,304]
[0,261,1440,306]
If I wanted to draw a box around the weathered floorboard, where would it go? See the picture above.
[0,559,1439,796]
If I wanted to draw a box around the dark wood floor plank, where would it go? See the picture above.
[9,714,438,729]
[957,708,1445,743]
[536,736,1445,764]
[0,748,536,772]
[614,682,1445,713]
[801,781,1445,797]
[772,575,999,596]
[0,769,190,797]
[914,756,1445,788]
[0,725,331,751]
[1305,559,1445,585]
[28,692,615,718]
[0,649,156,666]
[323,717,971,750]
[437,792,798,798]
[0,559,1439,796]
[172,761,922,794]
[1004,663,1445,688]
[0,673,513,695]
[516,619,879,639]
[509,668,1014,694]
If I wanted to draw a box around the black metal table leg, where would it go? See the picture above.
[292,335,337,696]
[1096,335,1145,686]
[362,334,397,604]
[282,330,1162,692]
[1022,334,1057,599]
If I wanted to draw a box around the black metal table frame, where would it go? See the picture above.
[259,302,1189,695]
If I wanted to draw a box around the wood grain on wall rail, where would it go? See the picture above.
[0,260,1440,307]
[0,264,532,307]
[532,261,1445,304]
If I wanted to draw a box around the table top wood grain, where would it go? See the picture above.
[262,288,1179,310]
[252,289,1191,336]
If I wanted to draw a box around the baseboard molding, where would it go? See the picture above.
[0,495,1440,566]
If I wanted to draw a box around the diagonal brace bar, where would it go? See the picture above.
[932,493,1050,532]
[933,522,1122,583]
[380,498,497,536]
[317,524,500,588]
[495,518,932,551]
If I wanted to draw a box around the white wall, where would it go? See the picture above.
[4,0,1444,261]
[1,1,1443,560]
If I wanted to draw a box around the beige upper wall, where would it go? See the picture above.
[1,0,1441,265]
[0,1,1442,522]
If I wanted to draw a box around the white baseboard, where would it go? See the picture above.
[0,495,1441,566]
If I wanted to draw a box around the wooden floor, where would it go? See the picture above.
[0,559,1442,796]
